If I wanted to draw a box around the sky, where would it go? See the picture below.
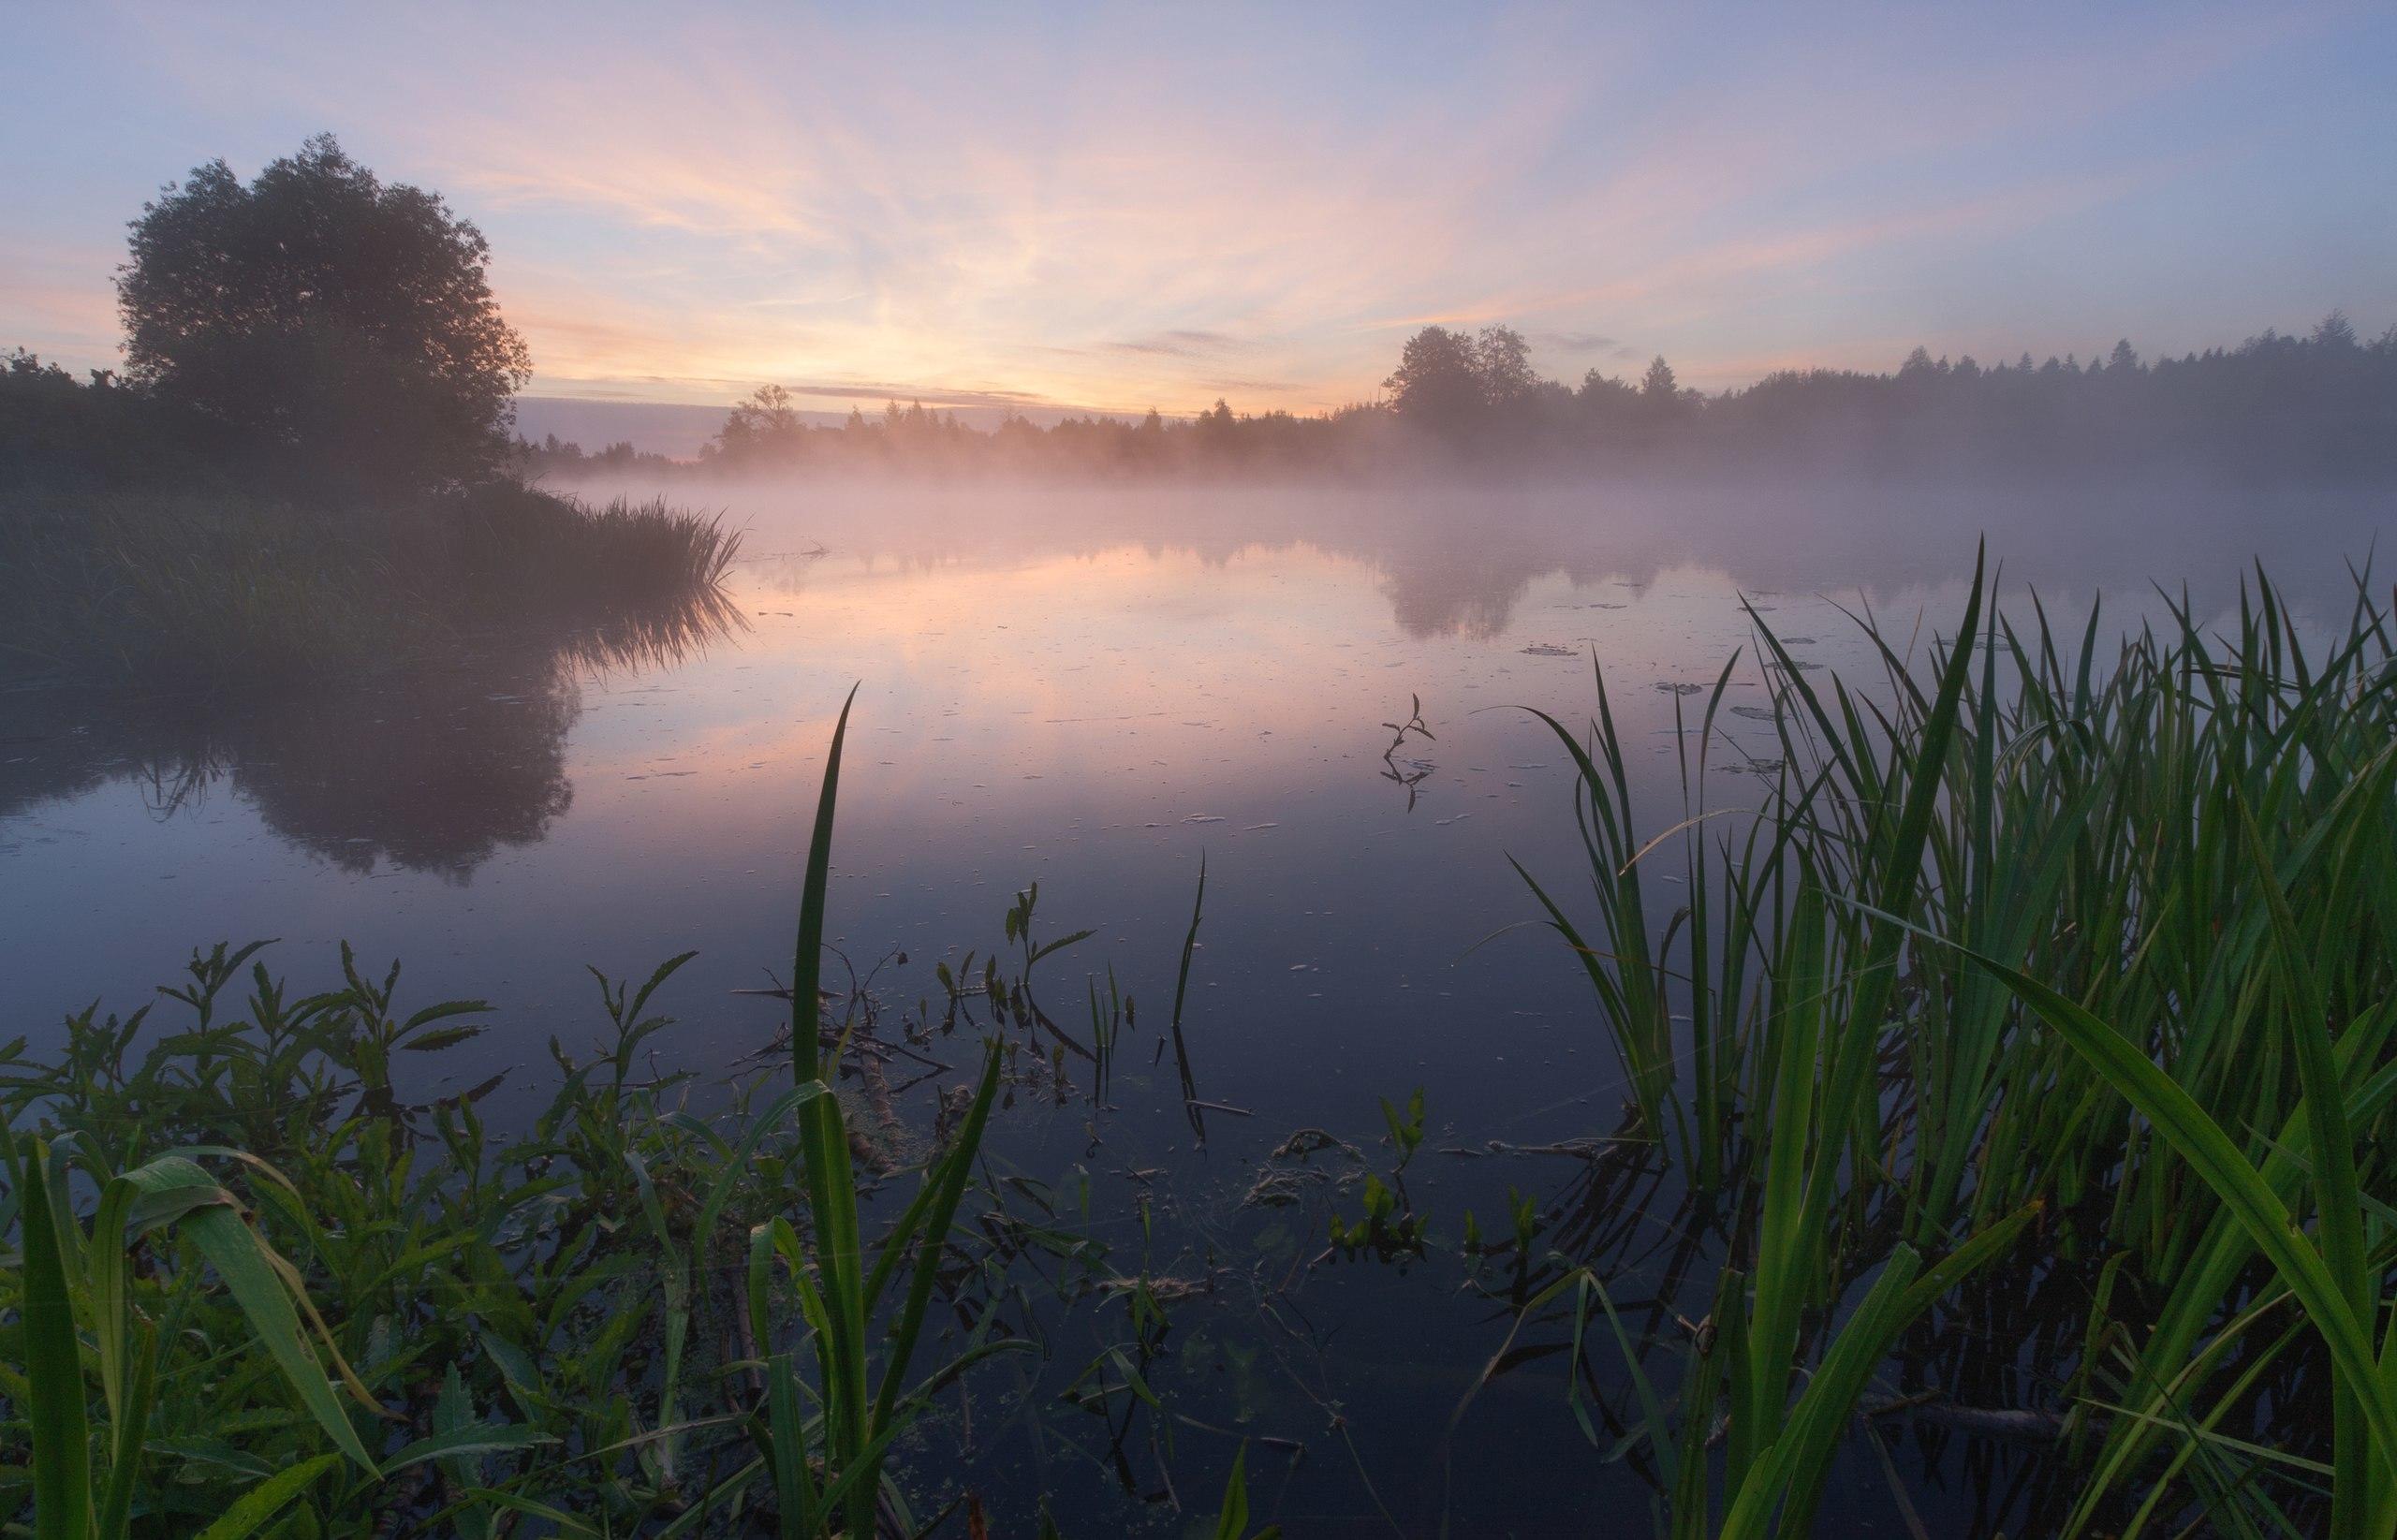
[6,2,2394,420]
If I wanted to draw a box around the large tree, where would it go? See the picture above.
[1383,325,1487,433]
[1384,324,1551,437]
[118,134,531,489]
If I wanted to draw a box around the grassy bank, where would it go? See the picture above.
[0,482,740,687]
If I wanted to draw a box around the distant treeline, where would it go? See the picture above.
[507,312,2397,481]
[512,391,1372,479]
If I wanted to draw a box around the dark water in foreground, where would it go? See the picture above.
[3,478,2388,1534]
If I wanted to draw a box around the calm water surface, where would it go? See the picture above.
[3,479,2386,1534]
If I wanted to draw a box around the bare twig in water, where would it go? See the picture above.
[1380,693,1436,810]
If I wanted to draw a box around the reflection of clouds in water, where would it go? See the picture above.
[582,473,2395,641]
[7,474,2388,1242]
[7,480,2387,877]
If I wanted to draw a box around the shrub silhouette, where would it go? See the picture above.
[118,133,530,491]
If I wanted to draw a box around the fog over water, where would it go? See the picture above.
[4,475,2388,1532]
[7,474,2386,1089]
[8,2,2397,1526]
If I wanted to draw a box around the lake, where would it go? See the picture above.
[3,477,2387,1534]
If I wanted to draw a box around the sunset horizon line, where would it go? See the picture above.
[506,305,2383,431]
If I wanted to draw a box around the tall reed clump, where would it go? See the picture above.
[0,491,405,682]
[1511,551,2397,1535]
[751,686,1015,1538]
[1,696,1011,1536]
[0,482,741,686]
[434,485,743,612]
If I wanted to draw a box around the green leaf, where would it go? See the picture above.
[1951,931,2397,1474]
[459,1488,603,1537]
[1030,928,1096,963]
[176,1192,382,1474]
[1216,1441,1252,1540]
[383,1422,555,1474]
[400,1025,486,1053]
[189,1453,343,1540]
[10,1133,93,1540]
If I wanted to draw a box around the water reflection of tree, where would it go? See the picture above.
[229,656,581,882]
[0,591,739,881]
[1377,535,1561,640]
[1360,481,2390,640]
[654,477,2391,646]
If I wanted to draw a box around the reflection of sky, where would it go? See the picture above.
[7,483,2387,1122]
[3,488,2388,1530]
[7,5,2393,414]
[0,528,1833,1528]
[1,521,1774,1126]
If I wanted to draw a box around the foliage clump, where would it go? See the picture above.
[117,133,530,491]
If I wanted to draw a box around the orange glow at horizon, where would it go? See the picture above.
[4,7,2388,418]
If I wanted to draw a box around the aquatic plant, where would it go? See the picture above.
[0,482,741,687]
[13,549,2393,1534]
[1504,552,2397,1533]
[753,687,1017,1538]
[0,697,1025,1536]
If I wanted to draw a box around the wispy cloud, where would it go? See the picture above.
[1537,331,1635,359]
[752,380,1053,410]
[7,4,2390,407]
[1106,330,1243,358]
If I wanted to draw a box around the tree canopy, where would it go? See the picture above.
[117,134,530,489]
[1382,324,1553,433]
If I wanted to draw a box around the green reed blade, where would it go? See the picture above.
[10,1133,93,1540]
